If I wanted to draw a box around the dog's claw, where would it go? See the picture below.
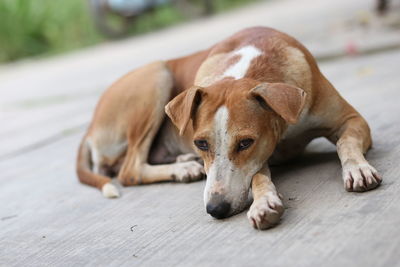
[343,163,382,192]
[247,192,284,230]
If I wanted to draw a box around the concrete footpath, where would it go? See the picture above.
[1,0,399,266]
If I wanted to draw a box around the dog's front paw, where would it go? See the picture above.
[247,192,284,230]
[343,162,382,192]
[173,161,205,183]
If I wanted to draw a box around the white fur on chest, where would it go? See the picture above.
[282,111,322,139]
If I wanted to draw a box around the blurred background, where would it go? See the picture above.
[0,0,258,62]
[1,0,399,63]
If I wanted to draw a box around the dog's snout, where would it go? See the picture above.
[206,194,231,219]
[206,202,231,219]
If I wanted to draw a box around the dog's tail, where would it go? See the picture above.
[76,138,119,198]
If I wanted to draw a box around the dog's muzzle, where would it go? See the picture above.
[206,193,231,219]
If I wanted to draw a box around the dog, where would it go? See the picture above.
[76,27,382,230]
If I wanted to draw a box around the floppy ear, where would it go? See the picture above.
[165,86,203,135]
[250,83,307,124]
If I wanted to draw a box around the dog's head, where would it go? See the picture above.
[166,78,306,218]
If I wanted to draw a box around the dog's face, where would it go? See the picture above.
[166,78,306,218]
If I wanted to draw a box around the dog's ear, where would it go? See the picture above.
[250,82,307,124]
[165,86,203,135]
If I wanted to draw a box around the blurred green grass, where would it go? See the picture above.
[0,0,259,63]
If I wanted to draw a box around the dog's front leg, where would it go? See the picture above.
[247,166,284,230]
[330,116,382,192]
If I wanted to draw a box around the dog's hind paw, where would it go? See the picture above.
[172,161,206,183]
[343,162,382,192]
[247,192,284,230]
[102,183,120,198]
[175,153,203,164]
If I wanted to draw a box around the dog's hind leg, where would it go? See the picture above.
[118,149,205,185]
[117,113,205,185]
[116,65,205,186]
[76,139,120,198]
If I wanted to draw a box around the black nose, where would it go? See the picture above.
[206,201,231,219]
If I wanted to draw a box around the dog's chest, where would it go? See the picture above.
[282,111,313,139]
[271,112,327,164]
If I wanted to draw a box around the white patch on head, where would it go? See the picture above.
[206,106,230,182]
[213,106,230,159]
[223,45,262,80]
[204,107,231,205]
[203,106,255,213]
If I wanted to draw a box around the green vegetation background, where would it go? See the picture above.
[0,0,258,63]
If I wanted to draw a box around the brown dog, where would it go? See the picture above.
[77,27,382,229]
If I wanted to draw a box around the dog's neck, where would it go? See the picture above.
[166,49,210,96]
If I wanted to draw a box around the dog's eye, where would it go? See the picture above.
[194,139,209,151]
[237,138,254,152]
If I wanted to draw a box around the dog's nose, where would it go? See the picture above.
[206,200,231,219]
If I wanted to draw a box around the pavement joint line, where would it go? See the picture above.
[0,123,88,161]
[315,42,400,62]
